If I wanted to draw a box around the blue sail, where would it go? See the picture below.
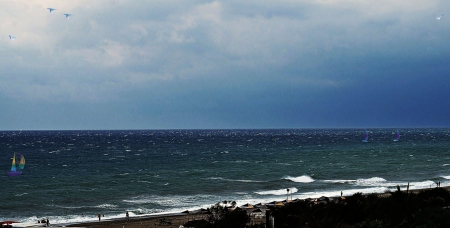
[7,153,24,177]
[362,130,369,143]
[394,130,400,142]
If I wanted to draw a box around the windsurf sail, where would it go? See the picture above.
[362,130,369,143]
[8,153,24,177]
[393,130,400,142]
[10,154,17,172]
[19,154,25,169]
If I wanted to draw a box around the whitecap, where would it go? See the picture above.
[283,175,314,183]
[323,179,356,184]
[15,193,28,197]
[407,180,436,189]
[355,177,386,186]
[297,187,389,199]
[206,177,224,180]
[235,179,265,183]
[256,187,298,196]
[205,177,264,183]
[94,204,118,209]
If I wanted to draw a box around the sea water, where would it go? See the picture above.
[1,129,450,224]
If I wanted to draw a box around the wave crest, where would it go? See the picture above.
[256,187,298,196]
[355,177,386,186]
[284,175,314,183]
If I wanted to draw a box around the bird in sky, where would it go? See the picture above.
[437,14,444,20]
[9,35,15,40]
[64,14,72,19]
[47,8,56,13]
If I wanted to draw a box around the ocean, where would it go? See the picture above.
[1,129,450,224]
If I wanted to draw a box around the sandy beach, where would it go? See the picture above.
[64,212,265,228]
[65,214,195,228]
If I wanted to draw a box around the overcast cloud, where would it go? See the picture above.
[1,0,450,130]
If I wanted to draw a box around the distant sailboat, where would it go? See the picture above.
[7,153,25,177]
[362,130,369,143]
[393,130,400,142]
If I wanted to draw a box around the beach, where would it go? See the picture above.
[65,214,193,228]
[56,186,448,228]
[65,209,266,228]
[63,213,262,228]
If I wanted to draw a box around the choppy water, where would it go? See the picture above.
[1,129,450,224]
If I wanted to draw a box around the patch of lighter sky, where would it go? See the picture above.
[288,77,352,89]
[210,14,303,58]
[167,2,222,44]
[64,40,133,67]
[309,0,436,9]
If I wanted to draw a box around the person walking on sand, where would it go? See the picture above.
[97,213,101,221]
[126,211,129,222]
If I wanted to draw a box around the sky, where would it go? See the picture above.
[1,0,450,130]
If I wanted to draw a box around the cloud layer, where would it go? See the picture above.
[1,0,450,130]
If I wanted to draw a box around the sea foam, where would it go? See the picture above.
[255,187,298,196]
[284,175,314,183]
[355,177,386,186]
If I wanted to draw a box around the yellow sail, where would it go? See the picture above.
[19,154,25,169]
[10,153,17,172]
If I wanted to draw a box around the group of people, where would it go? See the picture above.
[37,218,49,226]
[97,211,129,222]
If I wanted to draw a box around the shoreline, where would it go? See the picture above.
[54,185,449,228]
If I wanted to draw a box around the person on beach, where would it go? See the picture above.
[126,211,129,221]
[46,218,49,227]
[97,213,101,221]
